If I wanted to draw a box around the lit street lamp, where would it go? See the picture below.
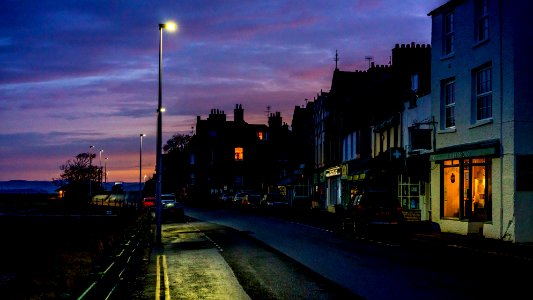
[155,21,177,244]
[139,133,146,205]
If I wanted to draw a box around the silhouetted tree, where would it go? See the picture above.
[59,152,100,206]
[162,133,191,196]
[163,133,192,154]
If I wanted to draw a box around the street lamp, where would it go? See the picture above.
[155,21,177,244]
[139,133,146,205]
[104,157,108,183]
[99,149,104,186]
[89,145,94,200]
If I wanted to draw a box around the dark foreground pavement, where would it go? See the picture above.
[142,220,360,300]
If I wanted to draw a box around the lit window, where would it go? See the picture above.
[442,158,491,222]
[257,131,263,140]
[475,0,489,42]
[443,79,455,128]
[475,66,492,120]
[234,147,243,161]
[444,12,455,55]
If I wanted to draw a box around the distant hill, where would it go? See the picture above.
[0,180,59,194]
[0,180,139,194]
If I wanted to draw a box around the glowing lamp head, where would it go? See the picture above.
[160,22,177,32]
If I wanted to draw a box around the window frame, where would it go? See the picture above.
[475,66,492,121]
[441,158,491,221]
[475,0,489,42]
[443,11,455,55]
[442,79,456,129]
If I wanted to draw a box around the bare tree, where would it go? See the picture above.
[59,152,99,204]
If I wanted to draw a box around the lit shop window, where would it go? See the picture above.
[234,147,244,161]
[442,158,491,221]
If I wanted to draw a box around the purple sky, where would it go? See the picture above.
[0,0,446,182]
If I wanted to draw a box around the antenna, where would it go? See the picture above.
[265,105,271,116]
[334,50,339,69]
[365,56,374,69]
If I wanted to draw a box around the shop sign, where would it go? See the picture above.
[325,166,341,177]
[430,146,498,161]
[402,210,421,222]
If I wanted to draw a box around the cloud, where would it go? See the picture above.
[0,0,446,181]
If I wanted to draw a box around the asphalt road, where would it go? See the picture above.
[140,220,359,300]
[156,206,533,300]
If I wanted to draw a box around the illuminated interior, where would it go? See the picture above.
[234,147,243,161]
[442,158,488,220]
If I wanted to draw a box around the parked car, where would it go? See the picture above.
[218,192,235,204]
[246,193,262,206]
[233,193,248,205]
[142,196,156,209]
[348,189,404,234]
[261,192,288,208]
[161,194,185,222]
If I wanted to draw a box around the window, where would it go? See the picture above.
[444,12,455,55]
[443,79,456,128]
[398,175,425,212]
[442,160,460,218]
[475,66,492,120]
[257,131,264,140]
[410,73,419,108]
[234,147,243,161]
[441,158,491,221]
[475,0,489,42]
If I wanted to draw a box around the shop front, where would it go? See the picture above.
[430,140,499,234]
[325,166,342,211]
[399,154,431,222]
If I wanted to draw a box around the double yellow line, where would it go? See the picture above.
[156,255,170,300]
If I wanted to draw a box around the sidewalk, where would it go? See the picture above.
[144,222,250,299]
[290,208,533,263]
[406,226,533,263]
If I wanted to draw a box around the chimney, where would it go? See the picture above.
[234,104,244,123]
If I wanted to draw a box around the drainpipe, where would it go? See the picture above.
[499,0,504,239]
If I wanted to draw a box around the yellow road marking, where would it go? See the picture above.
[163,255,170,299]
[156,255,160,300]
[156,255,171,300]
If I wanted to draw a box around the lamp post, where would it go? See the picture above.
[89,145,94,201]
[104,157,108,183]
[139,133,146,206]
[99,149,103,186]
[155,21,177,244]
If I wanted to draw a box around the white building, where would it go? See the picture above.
[428,0,533,242]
